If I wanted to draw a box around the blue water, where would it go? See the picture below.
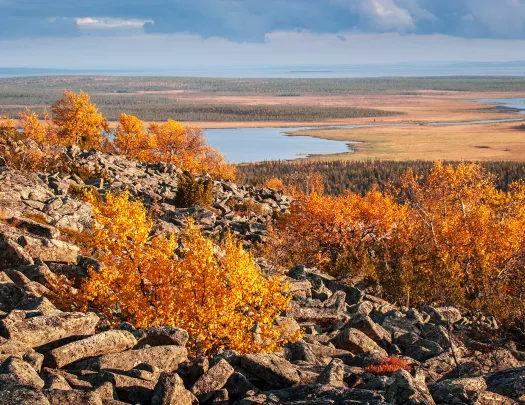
[204,98,525,163]
[204,127,354,164]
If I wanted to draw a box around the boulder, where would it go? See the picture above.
[330,328,388,357]
[349,314,392,346]
[190,359,234,402]
[43,389,103,405]
[0,388,50,405]
[2,311,99,349]
[386,369,436,405]
[240,353,300,389]
[71,345,188,373]
[485,366,525,400]
[45,330,138,368]
[225,372,258,399]
[0,357,44,389]
[315,358,345,387]
[137,326,189,348]
[0,235,34,270]
[152,372,198,405]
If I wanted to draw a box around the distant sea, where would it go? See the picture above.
[2,62,525,78]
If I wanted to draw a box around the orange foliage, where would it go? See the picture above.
[114,113,155,160]
[52,90,109,149]
[263,178,285,191]
[365,357,412,375]
[54,191,297,355]
[272,162,525,321]
[148,120,235,179]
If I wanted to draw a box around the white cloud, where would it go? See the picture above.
[359,0,415,31]
[75,17,151,31]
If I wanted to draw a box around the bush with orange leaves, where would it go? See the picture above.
[148,119,235,180]
[271,162,525,322]
[53,190,298,355]
[365,357,412,375]
[272,184,403,279]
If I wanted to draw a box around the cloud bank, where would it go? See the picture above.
[1,0,525,41]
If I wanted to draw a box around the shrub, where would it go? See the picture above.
[53,191,298,355]
[365,357,412,375]
[270,162,525,322]
[174,173,213,208]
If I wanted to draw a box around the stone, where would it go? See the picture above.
[225,372,258,399]
[471,391,518,404]
[0,235,34,270]
[152,372,198,405]
[430,377,487,404]
[485,366,525,400]
[137,326,189,348]
[209,389,229,405]
[0,282,26,312]
[240,353,300,389]
[349,314,392,346]
[191,359,234,402]
[42,373,72,390]
[177,356,209,388]
[315,358,345,387]
[110,371,158,404]
[71,345,188,373]
[386,369,436,405]
[2,311,99,349]
[0,357,44,389]
[330,328,388,357]
[10,217,60,239]
[43,389,103,405]
[0,388,50,405]
[45,330,137,368]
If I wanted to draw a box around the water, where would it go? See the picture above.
[475,98,525,113]
[204,98,525,163]
[203,127,354,164]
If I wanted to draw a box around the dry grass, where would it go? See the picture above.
[291,121,525,162]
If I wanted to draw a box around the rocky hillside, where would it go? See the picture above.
[0,148,524,405]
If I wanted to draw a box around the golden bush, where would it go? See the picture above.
[272,162,525,321]
[54,191,297,355]
[52,90,109,149]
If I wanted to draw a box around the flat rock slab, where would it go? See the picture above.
[3,312,99,349]
[0,388,50,405]
[45,330,137,368]
[240,353,300,389]
[43,389,103,405]
[330,328,388,358]
[71,345,188,373]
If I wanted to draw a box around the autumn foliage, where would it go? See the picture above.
[0,90,235,179]
[54,191,296,355]
[272,162,525,321]
[365,357,412,375]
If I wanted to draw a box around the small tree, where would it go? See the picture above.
[18,108,56,144]
[55,191,296,355]
[149,120,235,180]
[52,90,109,149]
[114,113,155,160]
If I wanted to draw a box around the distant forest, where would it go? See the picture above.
[1,75,525,121]
[237,160,525,195]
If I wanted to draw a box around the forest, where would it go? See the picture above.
[237,159,525,195]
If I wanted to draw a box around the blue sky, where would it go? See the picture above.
[1,0,525,69]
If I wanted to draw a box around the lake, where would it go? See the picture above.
[204,98,525,164]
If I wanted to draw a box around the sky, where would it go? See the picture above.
[1,0,525,70]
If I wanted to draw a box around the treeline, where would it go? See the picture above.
[3,76,525,95]
[1,103,397,123]
[237,160,525,195]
